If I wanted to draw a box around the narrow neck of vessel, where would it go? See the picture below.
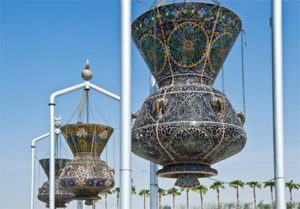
[157,74,214,88]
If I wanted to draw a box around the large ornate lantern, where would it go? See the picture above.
[38,158,75,208]
[131,2,247,188]
[59,123,115,200]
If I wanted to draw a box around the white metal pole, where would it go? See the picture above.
[150,75,158,209]
[89,83,120,101]
[48,80,120,209]
[30,133,50,209]
[120,0,132,208]
[49,82,89,209]
[271,0,286,208]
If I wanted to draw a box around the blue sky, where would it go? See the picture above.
[0,0,299,209]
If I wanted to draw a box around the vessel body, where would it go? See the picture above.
[37,159,75,208]
[131,2,247,188]
[59,123,115,200]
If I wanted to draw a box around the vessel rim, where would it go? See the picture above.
[132,1,242,29]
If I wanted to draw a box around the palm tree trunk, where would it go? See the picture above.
[270,187,274,209]
[173,193,175,209]
[217,188,220,209]
[289,188,293,209]
[105,193,108,209]
[200,192,204,209]
[159,195,162,209]
[253,187,257,209]
[92,202,96,209]
[236,187,239,209]
[117,192,119,209]
[186,189,189,209]
[144,193,146,209]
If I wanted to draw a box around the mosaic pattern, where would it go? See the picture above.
[60,123,113,156]
[59,154,115,200]
[131,2,246,188]
[175,174,200,188]
[132,2,242,87]
[39,158,70,178]
[169,23,207,67]
[59,124,115,200]
[37,158,74,208]
[38,179,75,208]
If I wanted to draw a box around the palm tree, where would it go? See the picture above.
[192,185,208,209]
[185,188,190,209]
[167,187,182,209]
[264,181,275,209]
[100,189,113,209]
[158,188,167,209]
[229,180,244,209]
[139,189,150,209]
[112,187,120,209]
[246,181,262,209]
[131,186,137,195]
[210,182,225,209]
[285,180,300,209]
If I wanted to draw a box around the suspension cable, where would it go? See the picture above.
[241,29,246,115]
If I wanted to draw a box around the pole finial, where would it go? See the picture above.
[81,59,93,81]
[85,59,90,70]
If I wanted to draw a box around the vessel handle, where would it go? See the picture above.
[211,97,224,113]
[155,98,168,119]
[109,168,115,176]
[236,111,246,125]
[131,112,139,120]
[65,166,72,175]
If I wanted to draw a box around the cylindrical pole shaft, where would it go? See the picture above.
[120,0,132,209]
[46,81,118,209]
[271,0,286,209]
[30,147,35,209]
[49,104,56,209]
[150,75,158,209]
[30,133,50,209]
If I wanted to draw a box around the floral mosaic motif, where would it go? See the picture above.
[140,34,166,75]
[168,23,207,67]
[38,179,75,208]
[59,154,115,200]
[37,158,74,208]
[168,128,213,155]
[175,174,200,188]
[131,2,246,188]
[60,123,113,156]
[209,33,233,73]
[38,163,75,208]
[39,158,70,179]
[132,2,242,87]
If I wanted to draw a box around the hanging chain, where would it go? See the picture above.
[241,29,246,115]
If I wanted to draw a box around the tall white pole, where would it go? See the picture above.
[30,133,50,209]
[49,103,56,209]
[49,82,89,209]
[120,0,132,208]
[271,0,286,208]
[150,75,158,209]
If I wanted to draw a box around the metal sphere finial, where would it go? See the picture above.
[81,59,93,81]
